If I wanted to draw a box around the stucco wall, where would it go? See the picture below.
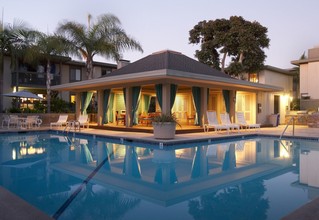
[260,70,293,92]
[301,61,319,99]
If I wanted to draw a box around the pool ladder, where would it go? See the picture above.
[280,116,295,139]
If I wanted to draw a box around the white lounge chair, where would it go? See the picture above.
[50,115,68,129]
[236,112,260,131]
[78,114,89,128]
[204,111,230,133]
[220,113,240,132]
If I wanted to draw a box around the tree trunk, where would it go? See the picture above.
[221,51,227,73]
[239,52,244,63]
[86,57,93,80]
[46,60,51,113]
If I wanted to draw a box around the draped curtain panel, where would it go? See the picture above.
[102,89,111,124]
[81,92,93,115]
[170,84,178,112]
[155,84,163,111]
[132,86,141,125]
[192,87,201,126]
[222,90,230,113]
[123,88,126,107]
[143,94,151,114]
[108,93,114,122]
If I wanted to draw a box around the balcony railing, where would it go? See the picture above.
[12,71,61,87]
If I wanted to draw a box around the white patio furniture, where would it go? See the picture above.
[20,115,40,129]
[50,115,68,129]
[204,111,230,133]
[236,112,260,131]
[1,115,10,129]
[78,114,89,128]
[220,113,240,132]
[9,115,19,128]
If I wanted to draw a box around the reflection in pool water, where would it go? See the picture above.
[0,132,316,219]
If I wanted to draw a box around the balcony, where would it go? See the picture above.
[12,71,61,87]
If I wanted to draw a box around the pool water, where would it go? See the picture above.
[0,132,317,220]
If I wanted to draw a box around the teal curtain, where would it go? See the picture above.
[131,86,141,125]
[108,93,114,122]
[123,88,126,107]
[102,89,111,124]
[222,90,230,113]
[155,84,162,110]
[81,92,93,115]
[143,94,151,113]
[192,87,201,126]
[170,84,178,111]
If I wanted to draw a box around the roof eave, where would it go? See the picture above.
[52,69,283,92]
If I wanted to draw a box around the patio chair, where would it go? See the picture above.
[204,111,230,133]
[78,114,89,128]
[50,115,68,129]
[220,113,240,132]
[1,115,10,129]
[236,112,260,131]
[9,115,19,128]
[20,115,39,129]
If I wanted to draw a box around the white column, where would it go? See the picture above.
[161,83,171,114]
[229,90,236,122]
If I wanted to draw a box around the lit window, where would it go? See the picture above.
[249,73,259,83]
[70,95,76,103]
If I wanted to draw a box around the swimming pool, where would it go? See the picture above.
[0,131,317,219]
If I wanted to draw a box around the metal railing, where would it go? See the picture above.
[280,116,295,139]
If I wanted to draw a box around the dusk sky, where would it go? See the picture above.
[1,0,319,69]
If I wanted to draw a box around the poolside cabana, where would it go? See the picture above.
[52,50,282,129]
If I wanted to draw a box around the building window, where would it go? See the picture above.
[70,67,81,82]
[248,73,259,83]
[101,68,113,76]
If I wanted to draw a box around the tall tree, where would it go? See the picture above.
[24,32,70,113]
[56,13,143,79]
[0,20,34,110]
[189,16,270,76]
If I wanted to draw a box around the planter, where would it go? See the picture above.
[152,122,176,139]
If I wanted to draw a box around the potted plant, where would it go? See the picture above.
[152,113,181,139]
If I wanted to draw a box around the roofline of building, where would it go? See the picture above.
[52,68,283,92]
[66,59,117,68]
[291,58,319,65]
[263,65,295,75]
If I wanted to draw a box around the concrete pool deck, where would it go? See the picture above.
[0,125,318,219]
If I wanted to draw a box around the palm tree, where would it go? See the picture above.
[56,13,143,79]
[24,32,70,113]
[0,20,34,110]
